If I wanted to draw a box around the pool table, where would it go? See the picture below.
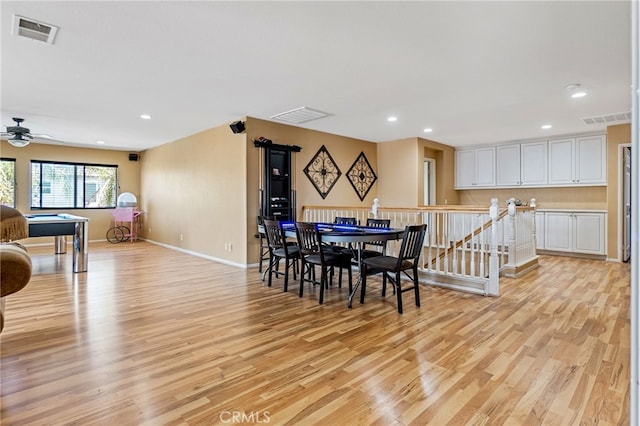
[25,213,90,273]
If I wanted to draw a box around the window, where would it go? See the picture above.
[0,158,16,207]
[31,160,118,209]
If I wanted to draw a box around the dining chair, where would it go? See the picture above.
[294,222,353,304]
[257,215,273,275]
[330,217,359,253]
[360,224,427,313]
[333,217,358,225]
[263,219,299,292]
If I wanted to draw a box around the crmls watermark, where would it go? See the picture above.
[219,410,271,424]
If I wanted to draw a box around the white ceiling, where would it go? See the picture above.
[0,1,632,152]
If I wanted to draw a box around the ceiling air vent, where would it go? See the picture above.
[13,15,59,44]
[582,111,631,125]
[270,107,332,124]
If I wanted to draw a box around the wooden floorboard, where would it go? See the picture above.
[0,241,630,425]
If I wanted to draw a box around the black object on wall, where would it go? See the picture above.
[129,153,139,161]
[255,138,301,221]
[229,120,246,134]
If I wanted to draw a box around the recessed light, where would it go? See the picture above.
[387,116,397,122]
[423,128,433,133]
[140,114,152,120]
[96,140,105,144]
[571,91,587,98]
[541,124,552,129]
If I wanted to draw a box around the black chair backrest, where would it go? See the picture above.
[263,219,285,250]
[334,217,358,226]
[364,218,391,249]
[366,218,391,228]
[294,222,320,256]
[396,224,427,267]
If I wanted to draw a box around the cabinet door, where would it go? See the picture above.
[548,139,575,184]
[520,141,547,185]
[455,150,476,188]
[544,212,572,252]
[474,147,496,187]
[574,213,606,255]
[496,145,521,186]
[575,135,606,184]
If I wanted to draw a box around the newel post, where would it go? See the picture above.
[506,198,517,267]
[530,198,537,254]
[371,198,380,219]
[488,198,500,296]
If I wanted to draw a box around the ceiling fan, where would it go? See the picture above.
[1,117,34,147]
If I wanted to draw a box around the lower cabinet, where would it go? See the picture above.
[543,211,606,256]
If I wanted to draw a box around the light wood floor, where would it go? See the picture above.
[0,241,630,425]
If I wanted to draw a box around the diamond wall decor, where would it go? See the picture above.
[346,151,377,201]
[303,145,342,199]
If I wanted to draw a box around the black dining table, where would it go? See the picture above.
[279,222,405,307]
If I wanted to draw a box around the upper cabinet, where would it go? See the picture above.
[496,141,547,187]
[455,147,496,188]
[456,134,605,190]
[548,135,606,186]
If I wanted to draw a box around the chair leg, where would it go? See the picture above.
[292,257,298,280]
[268,256,275,288]
[360,265,367,304]
[299,261,306,297]
[283,259,289,292]
[319,267,327,304]
[347,265,352,293]
[396,271,403,314]
[382,272,387,297]
[413,266,421,307]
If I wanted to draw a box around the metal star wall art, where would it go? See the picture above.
[303,145,342,199]
[346,152,377,201]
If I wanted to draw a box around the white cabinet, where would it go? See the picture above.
[521,142,548,185]
[496,141,547,186]
[496,145,520,186]
[543,211,606,255]
[548,135,606,185]
[455,147,496,188]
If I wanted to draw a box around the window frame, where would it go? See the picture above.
[0,157,17,208]
[30,159,118,210]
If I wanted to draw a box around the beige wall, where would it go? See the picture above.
[139,123,248,265]
[377,137,458,207]
[245,117,377,264]
[140,117,376,266]
[0,140,140,243]
[246,117,378,211]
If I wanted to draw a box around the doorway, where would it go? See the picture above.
[423,159,436,205]
[623,145,632,262]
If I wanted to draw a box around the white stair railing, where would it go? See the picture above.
[301,198,539,296]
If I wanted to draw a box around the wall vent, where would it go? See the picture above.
[270,107,332,124]
[582,111,631,125]
[13,15,59,44]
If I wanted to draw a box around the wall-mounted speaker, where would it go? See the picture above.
[230,120,246,134]
[129,153,139,161]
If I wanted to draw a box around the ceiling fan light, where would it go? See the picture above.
[8,135,30,147]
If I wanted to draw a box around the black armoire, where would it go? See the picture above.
[255,138,301,222]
